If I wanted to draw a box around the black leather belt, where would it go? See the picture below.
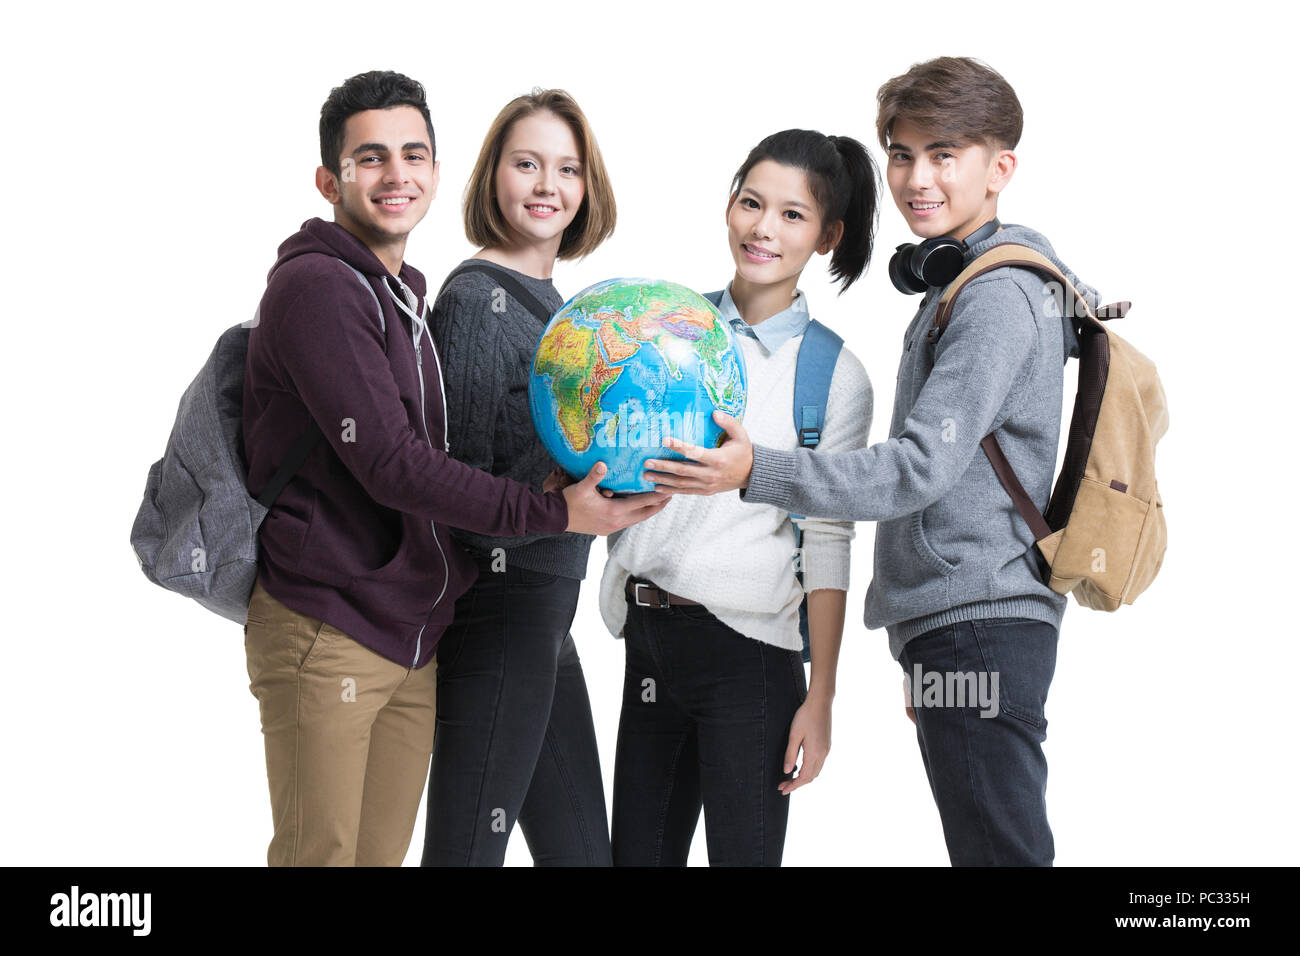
[625,577,702,608]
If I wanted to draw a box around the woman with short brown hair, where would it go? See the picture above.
[421,88,621,866]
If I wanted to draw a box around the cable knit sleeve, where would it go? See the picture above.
[793,345,872,593]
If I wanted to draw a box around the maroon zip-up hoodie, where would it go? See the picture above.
[242,218,569,668]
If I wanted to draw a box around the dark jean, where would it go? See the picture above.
[420,553,611,866]
[898,616,1059,866]
[611,598,807,867]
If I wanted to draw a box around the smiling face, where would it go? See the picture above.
[316,105,438,258]
[493,110,585,253]
[725,159,840,289]
[885,118,1014,241]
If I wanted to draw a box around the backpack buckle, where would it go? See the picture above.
[799,427,820,447]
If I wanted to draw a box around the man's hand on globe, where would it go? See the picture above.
[561,461,672,535]
[642,411,754,495]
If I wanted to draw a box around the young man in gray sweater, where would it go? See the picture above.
[645,57,1098,866]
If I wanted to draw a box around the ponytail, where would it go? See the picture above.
[825,135,880,293]
[730,129,881,293]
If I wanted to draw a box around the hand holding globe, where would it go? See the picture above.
[558,461,673,536]
[643,410,756,495]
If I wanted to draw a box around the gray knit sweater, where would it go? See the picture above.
[430,258,594,579]
[740,225,1097,658]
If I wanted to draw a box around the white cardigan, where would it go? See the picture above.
[598,330,873,650]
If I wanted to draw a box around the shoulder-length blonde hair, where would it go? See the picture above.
[463,88,616,260]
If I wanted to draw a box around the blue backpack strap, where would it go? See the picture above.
[791,319,843,664]
[793,319,843,449]
[702,290,724,308]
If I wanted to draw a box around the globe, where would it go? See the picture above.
[529,277,748,494]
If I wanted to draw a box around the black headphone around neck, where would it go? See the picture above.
[888,218,1002,294]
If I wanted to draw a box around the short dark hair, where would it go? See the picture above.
[319,71,436,177]
[876,56,1023,153]
[729,129,880,294]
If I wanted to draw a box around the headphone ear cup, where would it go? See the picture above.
[889,243,929,294]
[914,240,966,289]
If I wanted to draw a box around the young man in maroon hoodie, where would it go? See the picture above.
[241,71,667,867]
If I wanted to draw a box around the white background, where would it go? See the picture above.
[2,0,1295,866]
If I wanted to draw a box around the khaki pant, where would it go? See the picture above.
[243,579,436,866]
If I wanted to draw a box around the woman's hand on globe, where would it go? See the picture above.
[643,411,753,495]
[561,462,672,535]
[542,466,575,494]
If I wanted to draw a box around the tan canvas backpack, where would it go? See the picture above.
[932,243,1168,611]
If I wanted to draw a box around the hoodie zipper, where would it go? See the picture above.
[387,279,450,668]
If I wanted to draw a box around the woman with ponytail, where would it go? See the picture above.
[598,129,880,865]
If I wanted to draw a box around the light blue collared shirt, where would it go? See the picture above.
[716,284,811,353]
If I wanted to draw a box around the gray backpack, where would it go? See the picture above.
[129,260,382,623]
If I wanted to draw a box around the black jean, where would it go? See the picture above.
[420,554,611,866]
[898,617,1059,866]
[611,598,807,866]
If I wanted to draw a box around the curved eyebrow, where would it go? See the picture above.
[507,148,582,164]
[888,140,962,154]
[352,141,430,156]
[738,185,811,211]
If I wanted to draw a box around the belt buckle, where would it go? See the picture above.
[633,582,670,609]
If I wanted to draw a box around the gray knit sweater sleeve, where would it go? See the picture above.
[742,272,1037,521]
[431,264,594,579]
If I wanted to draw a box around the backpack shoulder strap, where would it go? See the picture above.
[255,418,323,509]
[929,243,1095,345]
[793,319,844,448]
[925,244,1082,543]
[336,259,386,334]
[706,289,843,448]
[790,318,842,669]
[436,262,553,324]
[979,433,1052,541]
